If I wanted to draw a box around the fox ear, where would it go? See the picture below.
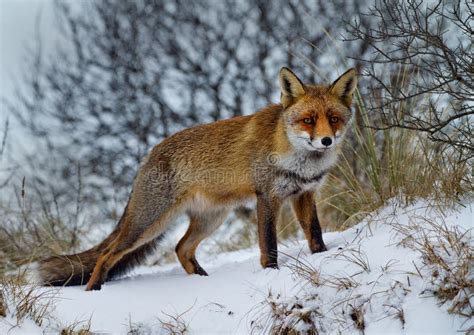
[330,68,357,107]
[279,67,305,108]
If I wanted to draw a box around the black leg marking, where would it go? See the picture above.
[191,258,208,276]
[310,205,327,253]
[257,195,281,269]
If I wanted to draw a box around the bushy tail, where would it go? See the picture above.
[36,229,120,286]
[35,205,165,287]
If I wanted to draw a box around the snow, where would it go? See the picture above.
[1,199,472,334]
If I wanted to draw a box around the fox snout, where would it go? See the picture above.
[321,137,333,147]
[307,135,334,151]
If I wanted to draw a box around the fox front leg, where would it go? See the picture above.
[256,194,282,269]
[291,191,327,253]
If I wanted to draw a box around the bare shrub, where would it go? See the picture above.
[346,0,473,159]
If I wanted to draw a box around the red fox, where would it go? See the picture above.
[34,67,357,290]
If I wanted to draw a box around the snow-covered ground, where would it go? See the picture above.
[1,199,472,334]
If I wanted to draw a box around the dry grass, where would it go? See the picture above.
[254,290,320,335]
[348,303,365,332]
[0,290,6,317]
[392,215,473,318]
[126,316,151,335]
[330,246,371,274]
[157,311,189,335]
[124,307,191,335]
[0,175,100,278]
[60,319,92,335]
[0,274,56,328]
[1,272,97,333]
[253,249,372,334]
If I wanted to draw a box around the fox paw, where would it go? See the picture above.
[85,281,102,291]
[311,243,327,253]
[194,265,208,276]
[191,259,208,276]
[262,259,279,270]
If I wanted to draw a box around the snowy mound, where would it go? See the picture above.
[1,200,472,334]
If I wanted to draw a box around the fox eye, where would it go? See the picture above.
[303,118,313,124]
[330,116,339,123]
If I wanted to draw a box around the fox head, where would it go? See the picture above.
[279,67,357,153]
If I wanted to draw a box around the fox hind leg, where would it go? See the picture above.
[85,239,121,291]
[86,228,166,291]
[85,229,153,291]
[86,201,184,291]
[176,209,229,276]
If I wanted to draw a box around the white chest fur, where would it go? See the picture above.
[271,149,338,197]
[278,149,338,178]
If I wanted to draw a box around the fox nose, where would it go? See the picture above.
[321,137,333,147]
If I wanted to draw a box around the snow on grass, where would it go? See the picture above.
[257,200,473,334]
[1,199,472,334]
